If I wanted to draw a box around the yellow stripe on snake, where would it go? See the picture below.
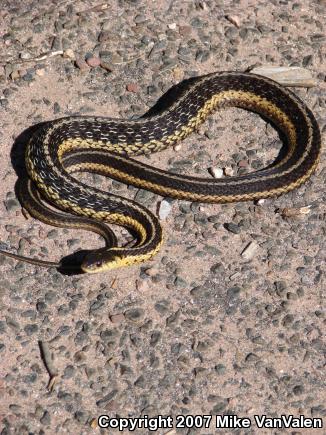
[0,72,321,273]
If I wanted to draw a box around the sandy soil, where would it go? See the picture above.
[0,1,325,434]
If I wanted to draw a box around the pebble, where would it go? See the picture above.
[86,56,101,67]
[135,279,150,292]
[53,102,61,114]
[241,241,259,260]
[75,57,89,72]
[96,390,118,408]
[158,200,172,220]
[179,25,192,36]
[63,49,76,60]
[4,198,20,212]
[98,31,110,42]
[35,68,45,76]
[143,266,159,277]
[126,83,139,93]
[214,364,227,375]
[110,313,125,324]
[100,60,112,72]
[227,285,242,299]
[211,399,228,413]
[19,52,32,60]
[208,166,224,178]
[225,15,241,28]
[224,222,241,234]
[40,410,51,425]
[223,166,234,176]
[9,69,19,80]
[124,308,145,323]
[109,53,123,64]
[154,301,170,315]
[24,324,38,335]
[172,66,184,81]
[167,23,177,30]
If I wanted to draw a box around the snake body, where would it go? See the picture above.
[0,72,321,272]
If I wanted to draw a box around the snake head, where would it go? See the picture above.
[81,249,123,273]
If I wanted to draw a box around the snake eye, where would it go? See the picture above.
[81,250,120,273]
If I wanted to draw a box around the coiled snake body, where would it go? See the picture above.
[0,72,321,273]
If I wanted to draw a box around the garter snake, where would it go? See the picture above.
[0,72,321,273]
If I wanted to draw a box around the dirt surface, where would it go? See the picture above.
[0,1,325,434]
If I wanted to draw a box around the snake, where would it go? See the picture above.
[0,71,321,273]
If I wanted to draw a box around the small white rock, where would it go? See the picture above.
[19,52,32,60]
[241,241,259,260]
[136,279,150,292]
[173,144,182,151]
[224,166,234,176]
[143,267,159,277]
[209,166,224,178]
[35,68,45,76]
[225,15,241,27]
[168,23,177,30]
[63,48,76,60]
[158,200,172,220]
[196,1,208,10]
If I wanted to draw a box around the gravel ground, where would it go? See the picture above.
[0,1,325,434]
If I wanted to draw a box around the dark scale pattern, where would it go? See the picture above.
[28,123,162,253]
[25,72,321,258]
[28,73,321,198]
